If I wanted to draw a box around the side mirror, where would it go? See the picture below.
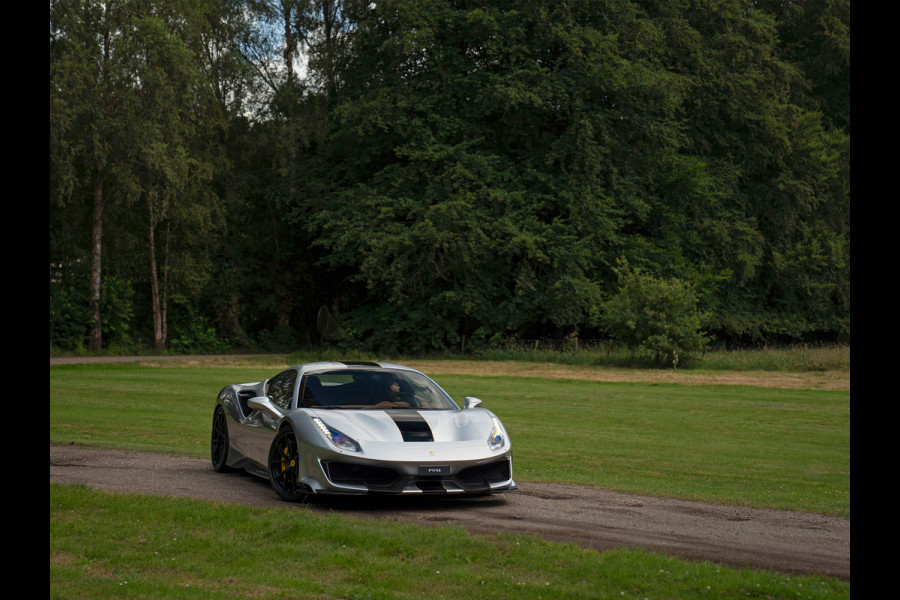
[464,396,482,409]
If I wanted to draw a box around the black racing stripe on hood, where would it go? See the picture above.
[389,412,434,442]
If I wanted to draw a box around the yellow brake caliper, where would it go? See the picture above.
[280,444,295,473]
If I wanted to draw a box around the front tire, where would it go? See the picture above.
[211,407,234,472]
[268,426,306,502]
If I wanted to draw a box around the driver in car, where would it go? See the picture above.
[378,373,443,409]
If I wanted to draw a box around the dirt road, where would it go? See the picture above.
[49,443,849,581]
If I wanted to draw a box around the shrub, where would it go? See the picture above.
[50,262,134,351]
[602,265,709,367]
[169,309,229,354]
[50,260,91,351]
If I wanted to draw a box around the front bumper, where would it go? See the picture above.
[299,441,515,494]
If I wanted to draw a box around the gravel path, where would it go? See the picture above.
[50,443,849,581]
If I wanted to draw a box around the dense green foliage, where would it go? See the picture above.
[50,0,850,355]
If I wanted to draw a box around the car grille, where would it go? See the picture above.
[457,459,511,484]
[322,461,398,486]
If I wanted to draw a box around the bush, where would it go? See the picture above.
[100,275,134,347]
[601,265,709,367]
[50,261,91,351]
[168,309,229,354]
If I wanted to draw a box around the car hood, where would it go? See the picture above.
[307,408,497,445]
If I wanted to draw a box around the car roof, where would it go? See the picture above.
[293,361,421,377]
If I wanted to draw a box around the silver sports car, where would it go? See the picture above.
[210,361,516,501]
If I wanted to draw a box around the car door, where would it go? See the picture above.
[240,369,298,466]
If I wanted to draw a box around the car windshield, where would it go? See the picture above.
[300,369,457,410]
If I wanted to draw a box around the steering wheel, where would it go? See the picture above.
[390,392,419,406]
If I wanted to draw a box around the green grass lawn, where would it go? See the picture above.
[49,363,849,516]
[49,361,850,599]
[51,483,848,600]
[440,375,849,517]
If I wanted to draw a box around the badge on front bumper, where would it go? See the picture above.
[419,465,450,476]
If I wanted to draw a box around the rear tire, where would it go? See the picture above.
[268,426,307,502]
[211,407,234,473]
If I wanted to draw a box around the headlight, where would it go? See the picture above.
[488,417,505,450]
[312,417,362,452]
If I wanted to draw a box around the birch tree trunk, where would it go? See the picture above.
[88,171,105,351]
[148,195,168,349]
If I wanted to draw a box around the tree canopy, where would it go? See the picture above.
[50,0,850,355]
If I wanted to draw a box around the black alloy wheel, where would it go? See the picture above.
[211,407,233,472]
[268,427,306,502]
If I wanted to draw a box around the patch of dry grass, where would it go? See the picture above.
[407,360,850,391]
[131,355,850,391]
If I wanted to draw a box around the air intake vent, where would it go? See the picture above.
[389,413,434,442]
[458,459,511,484]
[323,461,397,486]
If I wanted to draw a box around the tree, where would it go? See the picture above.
[301,0,696,351]
[51,0,138,350]
[639,0,850,343]
[133,11,220,347]
[49,0,851,353]
[51,0,229,350]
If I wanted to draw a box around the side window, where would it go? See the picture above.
[267,370,297,410]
